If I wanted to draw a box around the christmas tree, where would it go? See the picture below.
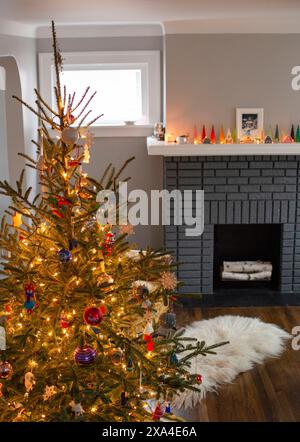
[0,22,224,422]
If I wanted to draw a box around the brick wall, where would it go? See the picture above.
[164,155,300,295]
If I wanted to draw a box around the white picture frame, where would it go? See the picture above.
[236,108,264,141]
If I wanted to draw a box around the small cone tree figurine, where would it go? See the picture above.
[210,125,216,144]
[193,125,198,144]
[274,124,280,142]
[201,124,206,142]
[291,124,295,141]
[296,125,300,142]
[219,126,225,144]
[0,22,225,422]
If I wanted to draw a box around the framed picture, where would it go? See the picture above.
[236,108,264,141]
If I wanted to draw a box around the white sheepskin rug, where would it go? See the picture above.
[173,315,291,409]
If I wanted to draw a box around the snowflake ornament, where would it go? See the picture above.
[43,385,57,401]
[160,272,178,291]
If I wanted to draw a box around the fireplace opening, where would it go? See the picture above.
[213,224,281,292]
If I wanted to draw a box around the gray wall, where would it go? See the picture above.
[165,34,300,138]
[37,35,164,249]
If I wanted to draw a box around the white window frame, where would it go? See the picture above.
[38,51,161,137]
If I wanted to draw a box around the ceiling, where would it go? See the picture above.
[1,0,300,25]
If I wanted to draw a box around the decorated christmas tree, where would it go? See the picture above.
[0,22,224,422]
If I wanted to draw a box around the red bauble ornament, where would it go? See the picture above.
[196,374,202,384]
[83,307,104,326]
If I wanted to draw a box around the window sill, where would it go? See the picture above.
[49,125,154,139]
[90,125,154,138]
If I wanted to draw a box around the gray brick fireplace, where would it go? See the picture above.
[164,155,300,295]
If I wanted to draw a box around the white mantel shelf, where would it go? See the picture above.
[147,138,300,156]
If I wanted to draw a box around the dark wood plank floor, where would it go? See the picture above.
[175,306,300,422]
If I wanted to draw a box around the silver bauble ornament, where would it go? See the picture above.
[61,127,79,146]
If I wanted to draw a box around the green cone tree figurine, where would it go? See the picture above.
[0,22,224,422]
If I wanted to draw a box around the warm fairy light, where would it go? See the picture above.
[48,331,53,337]
[50,247,55,251]
[30,263,34,268]
[53,272,58,277]
[111,297,116,302]
[41,414,46,418]
[72,309,76,315]
[52,298,58,302]
[122,364,126,369]
[92,267,97,271]
[29,360,38,369]
[91,407,97,413]
[17,322,23,328]
[46,317,50,322]
[40,283,45,287]
[73,257,78,262]
[37,257,42,263]
[75,279,80,286]
[62,172,68,179]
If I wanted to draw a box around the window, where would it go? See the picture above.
[39,51,161,136]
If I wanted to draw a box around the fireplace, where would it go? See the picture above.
[213,224,281,292]
[165,154,300,298]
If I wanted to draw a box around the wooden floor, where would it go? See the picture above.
[176,306,300,422]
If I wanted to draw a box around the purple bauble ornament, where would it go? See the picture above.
[58,248,72,263]
[0,361,13,379]
[74,345,96,365]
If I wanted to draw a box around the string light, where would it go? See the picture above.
[29,360,38,369]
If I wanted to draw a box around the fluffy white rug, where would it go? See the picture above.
[173,315,291,409]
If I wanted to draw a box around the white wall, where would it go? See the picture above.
[0,70,10,217]
[0,35,38,193]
